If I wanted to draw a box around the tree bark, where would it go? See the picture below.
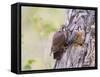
[54,9,95,69]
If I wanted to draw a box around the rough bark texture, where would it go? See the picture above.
[54,9,95,68]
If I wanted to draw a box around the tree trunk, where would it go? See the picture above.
[54,9,95,69]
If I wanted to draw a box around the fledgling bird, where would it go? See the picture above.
[74,27,85,46]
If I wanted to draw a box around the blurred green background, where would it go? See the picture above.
[21,6,66,70]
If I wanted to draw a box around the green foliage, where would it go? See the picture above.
[28,59,35,64]
[42,23,56,36]
[24,65,31,70]
[24,59,36,70]
[23,7,65,37]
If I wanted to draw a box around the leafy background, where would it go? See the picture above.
[21,6,66,70]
